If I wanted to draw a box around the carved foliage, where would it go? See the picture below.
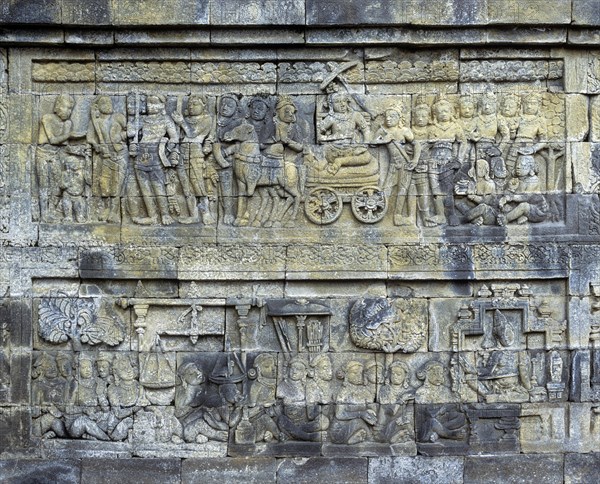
[38,292,125,347]
[349,298,427,353]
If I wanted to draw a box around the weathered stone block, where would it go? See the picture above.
[463,454,564,483]
[211,0,305,25]
[276,457,368,483]
[306,0,487,26]
[369,456,464,484]
[61,0,112,25]
[112,0,209,26]
[0,459,80,484]
[564,453,600,483]
[488,0,571,24]
[81,458,180,483]
[573,0,600,26]
[182,457,277,483]
[0,0,62,24]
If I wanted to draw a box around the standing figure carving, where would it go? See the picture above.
[127,94,177,225]
[35,94,86,222]
[87,96,127,223]
[213,94,244,225]
[372,106,420,226]
[426,95,467,226]
[171,95,218,225]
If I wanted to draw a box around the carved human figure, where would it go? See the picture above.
[426,96,467,226]
[329,360,377,445]
[128,94,177,225]
[32,353,66,406]
[500,93,521,142]
[459,95,478,166]
[271,95,306,225]
[276,357,327,442]
[497,148,549,225]
[474,91,509,158]
[411,96,434,225]
[318,93,372,175]
[415,360,457,404]
[247,96,275,148]
[104,354,142,440]
[466,351,530,403]
[213,94,244,225]
[306,354,334,403]
[454,158,498,226]
[87,95,127,223]
[76,355,98,407]
[374,361,414,444]
[247,353,281,442]
[174,362,229,443]
[56,353,77,406]
[60,154,91,223]
[506,91,547,173]
[171,95,218,225]
[372,107,421,226]
[35,94,84,222]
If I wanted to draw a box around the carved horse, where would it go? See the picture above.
[222,121,301,227]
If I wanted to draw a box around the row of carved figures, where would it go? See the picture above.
[31,347,568,446]
[33,90,564,228]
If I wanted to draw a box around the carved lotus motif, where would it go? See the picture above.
[349,298,427,353]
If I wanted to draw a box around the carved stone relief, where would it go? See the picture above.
[26,52,571,237]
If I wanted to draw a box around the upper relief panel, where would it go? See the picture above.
[7,47,587,246]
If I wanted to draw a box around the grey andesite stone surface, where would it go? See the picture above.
[1,1,600,483]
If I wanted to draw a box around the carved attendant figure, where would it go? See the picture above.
[171,95,218,225]
[128,94,177,225]
[319,93,372,175]
[36,94,83,222]
[372,107,420,226]
[87,96,127,223]
[426,95,467,226]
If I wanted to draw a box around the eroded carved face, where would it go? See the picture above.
[459,101,475,118]
[315,357,333,381]
[97,360,111,379]
[434,102,452,123]
[390,365,407,386]
[480,98,496,115]
[249,100,268,121]
[54,98,73,121]
[182,364,205,385]
[289,361,307,381]
[346,362,364,386]
[516,155,535,177]
[97,96,113,115]
[332,96,349,114]
[384,109,401,128]
[257,356,276,379]
[502,98,519,117]
[146,96,164,115]
[523,97,540,115]
[413,106,430,127]
[80,359,93,379]
[220,97,238,118]
[188,97,205,116]
[425,363,444,386]
[114,357,136,381]
[278,104,296,123]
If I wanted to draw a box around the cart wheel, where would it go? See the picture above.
[351,186,387,223]
[304,187,343,225]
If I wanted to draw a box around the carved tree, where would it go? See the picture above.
[38,292,125,349]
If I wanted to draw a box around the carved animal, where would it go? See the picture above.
[222,121,301,227]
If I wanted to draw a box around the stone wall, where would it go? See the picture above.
[2,1,600,483]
